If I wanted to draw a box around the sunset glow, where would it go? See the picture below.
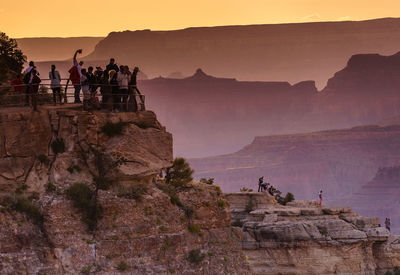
[1,0,400,38]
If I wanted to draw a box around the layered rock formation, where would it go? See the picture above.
[84,18,400,87]
[0,106,250,274]
[226,192,400,275]
[190,125,400,200]
[337,166,400,233]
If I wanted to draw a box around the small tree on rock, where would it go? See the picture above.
[166,158,194,187]
[0,32,26,83]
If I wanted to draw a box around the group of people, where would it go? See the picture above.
[257,176,275,195]
[13,49,144,112]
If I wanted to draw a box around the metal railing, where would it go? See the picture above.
[0,78,145,111]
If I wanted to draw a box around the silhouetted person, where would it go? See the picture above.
[385,218,391,231]
[319,190,323,206]
[11,74,23,93]
[117,66,129,112]
[129,66,145,111]
[30,70,41,111]
[258,176,264,192]
[49,65,62,105]
[109,70,120,112]
[23,61,38,106]
[105,58,119,78]
[69,49,83,103]
[81,69,90,110]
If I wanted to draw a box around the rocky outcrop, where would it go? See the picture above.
[226,192,400,275]
[0,107,172,193]
[0,106,250,274]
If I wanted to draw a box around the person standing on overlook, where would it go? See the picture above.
[30,70,41,111]
[258,176,264,192]
[117,66,130,112]
[49,65,62,105]
[129,66,145,111]
[23,61,39,106]
[105,58,119,78]
[69,49,84,103]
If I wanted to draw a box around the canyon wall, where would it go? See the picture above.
[0,107,250,274]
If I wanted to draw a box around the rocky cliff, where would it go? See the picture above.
[226,192,400,275]
[0,106,250,274]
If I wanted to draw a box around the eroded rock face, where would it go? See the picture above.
[0,108,173,193]
[0,107,250,274]
[226,193,400,275]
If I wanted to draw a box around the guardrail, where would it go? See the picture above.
[0,78,145,111]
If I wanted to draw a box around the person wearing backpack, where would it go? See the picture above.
[23,61,39,106]
[30,70,41,111]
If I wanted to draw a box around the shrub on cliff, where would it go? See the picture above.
[200,178,214,185]
[51,138,65,154]
[66,183,102,231]
[187,249,205,264]
[101,121,129,137]
[1,195,43,224]
[166,158,194,187]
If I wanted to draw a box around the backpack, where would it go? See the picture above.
[23,71,31,84]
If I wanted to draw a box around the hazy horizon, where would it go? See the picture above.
[8,16,400,39]
[2,0,400,37]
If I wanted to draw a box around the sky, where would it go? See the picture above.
[1,0,400,38]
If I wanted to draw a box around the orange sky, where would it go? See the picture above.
[1,0,400,38]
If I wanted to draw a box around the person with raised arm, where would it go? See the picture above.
[69,49,84,103]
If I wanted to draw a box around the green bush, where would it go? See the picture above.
[94,176,112,190]
[217,199,226,208]
[117,261,130,271]
[169,194,183,207]
[119,183,148,201]
[187,249,205,264]
[199,178,214,185]
[66,183,102,231]
[183,206,194,218]
[133,121,150,129]
[67,165,82,174]
[45,182,56,193]
[51,138,65,154]
[166,158,194,187]
[188,224,201,233]
[318,226,328,236]
[13,196,43,224]
[101,121,129,137]
[37,154,49,165]
[284,192,295,205]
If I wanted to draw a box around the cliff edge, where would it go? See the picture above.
[0,107,250,274]
[226,192,400,275]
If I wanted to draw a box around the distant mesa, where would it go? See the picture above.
[323,51,400,93]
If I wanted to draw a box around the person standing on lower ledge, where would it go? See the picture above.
[318,190,323,206]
